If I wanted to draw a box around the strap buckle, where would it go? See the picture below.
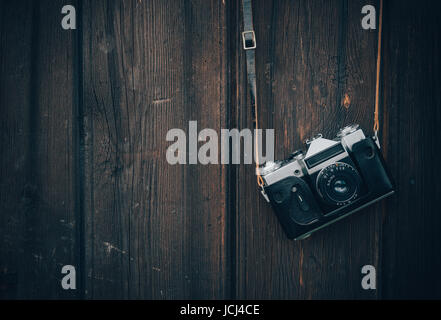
[242,30,256,50]
[373,130,381,149]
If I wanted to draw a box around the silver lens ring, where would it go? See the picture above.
[316,162,361,206]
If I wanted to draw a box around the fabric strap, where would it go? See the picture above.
[241,0,264,186]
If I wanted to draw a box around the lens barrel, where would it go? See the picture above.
[316,162,361,206]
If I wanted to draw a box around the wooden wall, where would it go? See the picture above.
[1,0,440,299]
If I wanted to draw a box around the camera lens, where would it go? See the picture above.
[316,162,361,206]
[328,176,354,201]
[333,179,348,194]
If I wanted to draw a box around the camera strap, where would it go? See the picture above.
[241,0,264,187]
[241,0,384,186]
[373,0,384,144]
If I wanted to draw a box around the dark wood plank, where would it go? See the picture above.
[82,0,229,299]
[380,0,441,299]
[233,0,382,299]
[0,0,79,298]
[0,0,34,299]
[1,0,439,300]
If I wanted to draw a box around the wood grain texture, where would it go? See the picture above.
[0,0,79,298]
[380,0,441,299]
[233,0,382,299]
[0,0,440,300]
[82,0,229,299]
[0,0,34,299]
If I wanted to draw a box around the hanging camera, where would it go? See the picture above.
[241,0,394,240]
[259,125,394,240]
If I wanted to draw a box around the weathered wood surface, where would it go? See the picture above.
[82,0,229,299]
[0,0,79,298]
[1,0,440,299]
[380,0,441,299]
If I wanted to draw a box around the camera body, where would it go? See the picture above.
[259,124,394,240]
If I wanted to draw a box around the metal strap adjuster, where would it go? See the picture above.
[242,30,256,50]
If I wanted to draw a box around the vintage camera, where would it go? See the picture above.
[259,124,394,240]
